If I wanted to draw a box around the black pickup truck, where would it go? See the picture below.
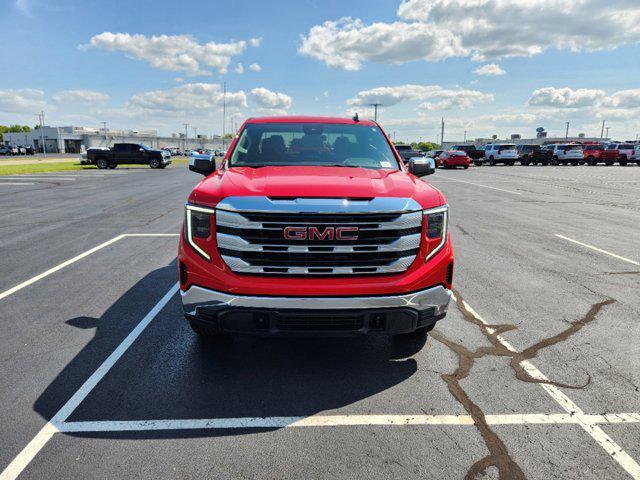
[86,143,171,169]
[449,145,485,165]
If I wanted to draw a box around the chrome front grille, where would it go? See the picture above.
[215,197,423,276]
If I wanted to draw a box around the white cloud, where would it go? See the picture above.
[234,63,244,74]
[528,87,607,108]
[347,84,493,110]
[250,87,292,110]
[0,88,46,113]
[52,90,110,104]
[248,63,262,72]
[473,63,506,76]
[81,32,258,75]
[300,1,640,69]
[604,89,640,108]
[249,37,262,47]
[130,83,247,112]
[299,17,463,70]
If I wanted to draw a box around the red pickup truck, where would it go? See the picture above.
[599,143,637,166]
[178,116,453,340]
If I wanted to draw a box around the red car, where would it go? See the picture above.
[438,150,470,169]
[179,116,454,340]
[582,144,605,166]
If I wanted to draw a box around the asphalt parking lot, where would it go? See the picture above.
[1,164,639,479]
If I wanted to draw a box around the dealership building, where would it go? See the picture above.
[2,125,224,153]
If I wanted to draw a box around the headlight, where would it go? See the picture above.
[185,204,215,261]
[423,205,448,262]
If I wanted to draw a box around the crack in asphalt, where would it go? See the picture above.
[430,289,615,479]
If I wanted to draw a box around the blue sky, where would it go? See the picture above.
[2,0,640,142]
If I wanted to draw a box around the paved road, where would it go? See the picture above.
[0,164,638,479]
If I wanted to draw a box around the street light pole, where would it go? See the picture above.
[222,81,227,150]
[565,122,570,140]
[183,123,189,154]
[369,103,382,122]
[35,111,46,157]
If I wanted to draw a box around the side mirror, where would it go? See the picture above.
[189,154,215,176]
[409,157,435,176]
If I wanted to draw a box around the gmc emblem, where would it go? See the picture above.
[283,226,358,241]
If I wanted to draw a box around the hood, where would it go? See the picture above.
[189,166,444,210]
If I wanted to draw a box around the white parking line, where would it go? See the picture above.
[0,235,125,301]
[0,284,179,480]
[431,177,522,195]
[58,412,640,433]
[454,295,640,479]
[0,233,180,302]
[556,234,639,266]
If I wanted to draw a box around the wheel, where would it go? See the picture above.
[619,156,627,166]
[149,157,161,169]
[620,161,627,166]
[587,155,596,166]
[541,161,549,166]
[474,160,482,166]
[489,156,495,166]
[507,161,515,166]
[108,164,117,169]
[551,156,559,165]
[571,161,579,166]
[158,164,167,169]
[605,161,614,166]
[521,159,530,166]
[95,158,109,169]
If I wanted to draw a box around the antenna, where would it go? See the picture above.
[352,112,360,122]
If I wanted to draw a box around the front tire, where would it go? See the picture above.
[95,158,109,169]
[149,157,161,169]
[489,156,495,166]
[587,155,596,166]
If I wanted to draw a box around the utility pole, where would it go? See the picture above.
[600,120,606,139]
[193,127,198,148]
[35,111,46,157]
[565,122,570,140]
[222,81,227,150]
[605,126,610,139]
[183,123,189,153]
[440,117,445,147]
[463,130,467,143]
[369,103,382,122]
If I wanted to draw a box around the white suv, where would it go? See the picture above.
[551,144,584,165]
[483,144,518,166]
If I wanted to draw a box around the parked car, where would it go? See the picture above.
[582,144,606,166]
[0,145,15,156]
[86,143,172,169]
[425,149,443,159]
[23,145,35,155]
[631,147,640,164]
[517,145,552,166]
[394,145,425,167]
[180,115,452,339]
[551,143,585,165]
[483,144,518,165]
[449,144,484,165]
[601,143,637,166]
[437,150,470,169]
[550,144,584,165]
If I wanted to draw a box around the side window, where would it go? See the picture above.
[113,144,125,152]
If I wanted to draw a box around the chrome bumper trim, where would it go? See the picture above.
[181,285,451,316]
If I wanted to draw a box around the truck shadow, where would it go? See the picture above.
[34,262,425,439]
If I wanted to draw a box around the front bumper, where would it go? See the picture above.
[181,284,451,335]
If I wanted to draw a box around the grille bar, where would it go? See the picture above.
[216,197,422,276]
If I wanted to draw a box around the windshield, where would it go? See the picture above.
[139,144,151,150]
[228,123,400,169]
[586,145,603,150]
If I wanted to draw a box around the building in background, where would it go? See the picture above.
[1,126,224,153]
